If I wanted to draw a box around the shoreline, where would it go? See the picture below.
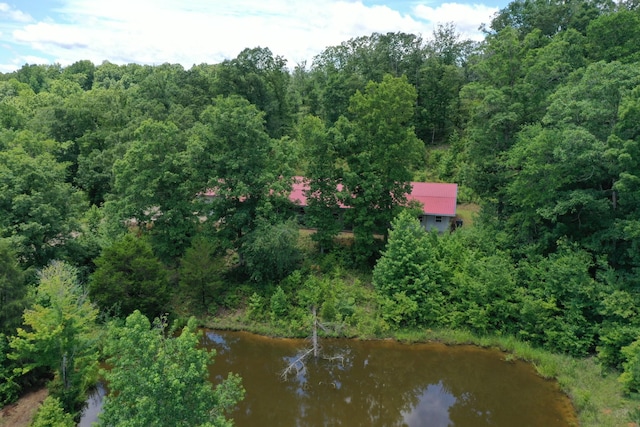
[202,314,634,427]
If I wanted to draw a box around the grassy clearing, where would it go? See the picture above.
[455,203,480,228]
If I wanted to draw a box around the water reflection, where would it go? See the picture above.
[401,382,457,426]
[78,382,105,427]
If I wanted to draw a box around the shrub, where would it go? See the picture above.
[0,334,20,406]
[30,396,75,427]
[619,338,640,393]
[270,286,289,321]
[243,219,302,283]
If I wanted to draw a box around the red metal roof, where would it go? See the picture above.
[289,177,457,216]
[289,176,308,206]
[408,182,458,216]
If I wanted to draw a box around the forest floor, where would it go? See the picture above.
[0,388,47,427]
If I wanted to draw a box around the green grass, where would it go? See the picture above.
[455,203,479,228]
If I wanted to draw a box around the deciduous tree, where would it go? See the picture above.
[111,119,196,260]
[188,96,291,257]
[178,237,226,313]
[99,311,244,427]
[298,116,343,252]
[0,137,86,267]
[10,261,99,415]
[337,75,423,262]
[373,210,444,326]
[0,239,27,335]
[243,218,302,283]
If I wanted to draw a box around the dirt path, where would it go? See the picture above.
[0,388,47,427]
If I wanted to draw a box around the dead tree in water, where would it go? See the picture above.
[280,306,345,381]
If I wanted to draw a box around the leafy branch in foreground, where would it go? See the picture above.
[99,311,244,427]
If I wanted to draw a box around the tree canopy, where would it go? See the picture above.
[99,311,244,427]
[2,2,640,421]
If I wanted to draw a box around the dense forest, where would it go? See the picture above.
[2,0,640,424]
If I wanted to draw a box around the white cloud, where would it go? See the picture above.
[2,0,496,71]
[0,2,33,23]
[413,3,498,39]
[0,53,51,73]
[0,63,17,73]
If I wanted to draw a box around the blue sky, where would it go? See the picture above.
[0,0,510,73]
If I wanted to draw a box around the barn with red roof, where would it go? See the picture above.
[289,177,457,233]
[408,182,458,233]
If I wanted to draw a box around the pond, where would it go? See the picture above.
[81,330,577,426]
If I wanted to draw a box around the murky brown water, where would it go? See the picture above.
[203,330,577,427]
[80,330,577,426]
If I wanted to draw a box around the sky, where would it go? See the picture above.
[0,0,509,73]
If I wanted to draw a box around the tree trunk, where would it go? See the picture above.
[312,306,319,359]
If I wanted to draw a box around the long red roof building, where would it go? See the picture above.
[289,177,457,217]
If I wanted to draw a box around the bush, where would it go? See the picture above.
[243,219,302,283]
[270,286,289,321]
[597,325,640,369]
[619,338,640,393]
[30,396,75,427]
[247,292,266,321]
[379,292,419,328]
[0,334,20,406]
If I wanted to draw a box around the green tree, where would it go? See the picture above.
[111,119,196,260]
[460,27,526,215]
[298,116,343,252]
[0,333,21,406]
[373,210,445,326]
[489,0,606,37]
[178,237,226,313]
[10,261,99,415]
[520,29,586,122]
[504,124,609,252]
[447,252,519,334]
[188,96,291,256]
[606,86,640,274]
[0,78,34,130]
[310,32,426,127]
[516,243,599,356]
[99,311,244,427]
[30,396,75,427]
[131,63,187,122]
[0,138,86,267]
[504,61,640,259]
[586,9,640,63]
[75,85,133,205]
[619,338,640,393]
[338,74,423,262]
[270,285,290,322]
[417,23,472,145]
[62,59,96,91]
[88,233,170,319]
[0,239,27,335]
[417,56,464,145]
[243,219,302,283]
[12,63,59,93]
[213,47,292,138]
